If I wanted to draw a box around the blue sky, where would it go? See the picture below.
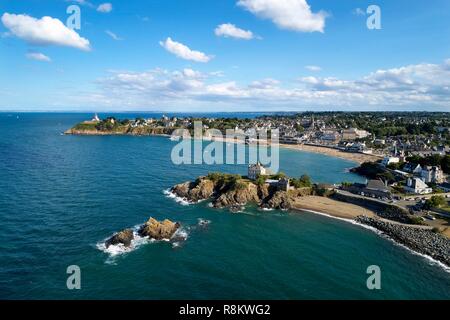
[0,0,449,111]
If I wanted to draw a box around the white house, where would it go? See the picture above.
[91,113,100,122]
[381,156,400,167]
[248,162,267,180]
[404,178,432,195]
[421,166,445,184]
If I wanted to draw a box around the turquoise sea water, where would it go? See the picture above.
[0,113,449,300]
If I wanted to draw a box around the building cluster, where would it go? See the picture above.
[247,162,290,192]
[380,154,447,194]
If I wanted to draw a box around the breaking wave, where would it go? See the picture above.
[163,189,191,206]
[300,209,450,273]
[97,223,191,262]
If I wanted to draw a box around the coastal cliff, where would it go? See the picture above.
[170,173,313,210]
[65,118,174,136]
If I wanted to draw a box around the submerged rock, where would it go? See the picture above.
[105,229,134,248]
[138,217,180,240]
[229,205,245,213]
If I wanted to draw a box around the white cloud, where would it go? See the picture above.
[72,59,450,110]
[159,37,212,63]
[105,30,123,41]
[66,0,94,8]
[237,0,327,33]
[305,65,322,72]
[353,8,366,16]
[97,3,113,13]
[249,78,280,89]
[1,13,90,51]
[215,23,254,40]
[25,52,51,62]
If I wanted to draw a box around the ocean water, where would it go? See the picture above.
[0,113,449,300]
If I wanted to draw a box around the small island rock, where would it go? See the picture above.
[138,217,180,240]
[105,229,134,248]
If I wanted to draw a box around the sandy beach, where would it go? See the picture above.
[281,144,382,164]
[211,136,381,164]
[292,196,376,219]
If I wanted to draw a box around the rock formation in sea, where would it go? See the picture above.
[138,217,181,240]
[170,173,309,210]
[105,229,134,248]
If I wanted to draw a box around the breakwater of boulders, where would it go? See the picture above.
[356,216,450,267]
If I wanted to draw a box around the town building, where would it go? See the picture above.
[342,128,370,140]
[404,178,432,194]
[91,113,100,122]
[277,178,290,192]
[346,142,370,153]
[381,156,400,167]
[321,130,341,143]
[403,163,422,174]
[344,179,392,200]
[421,166,445,184]
[248,162,267,180]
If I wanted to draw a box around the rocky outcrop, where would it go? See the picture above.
[171,174,315,211]
[105,229,134,248]
[138,217,180,240]
[263,191,293,210]
[356,216,450,267]
[213,182,260,208]
[171,178,215,203]
[257,183,271,201]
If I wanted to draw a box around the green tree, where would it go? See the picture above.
[424,195,447,209]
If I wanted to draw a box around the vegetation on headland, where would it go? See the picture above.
[351,161,395,182]
[171,172,318,211]
[68,117,174,135]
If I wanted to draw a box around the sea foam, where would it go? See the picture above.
[163,189,191,206]
[301,209,450,273]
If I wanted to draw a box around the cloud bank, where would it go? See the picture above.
[71,59,450,111]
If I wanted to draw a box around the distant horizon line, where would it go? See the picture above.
[1,110,450,114]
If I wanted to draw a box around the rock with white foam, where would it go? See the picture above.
[138,217,180,240]
[105,229,134,248]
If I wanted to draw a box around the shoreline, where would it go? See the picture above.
[66,128,380,165]
[280,143,381,164]
[291,196,376,219]
[294,207,450,273]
